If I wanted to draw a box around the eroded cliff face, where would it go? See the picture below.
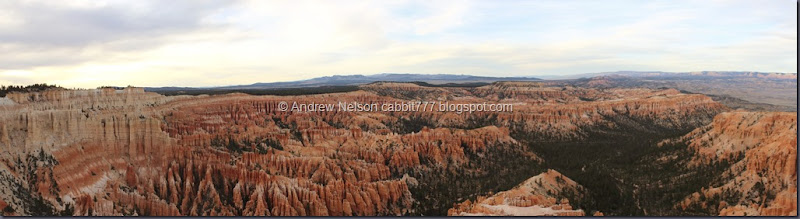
[0,89,421,216]
[0,82,730,216]
[363,82,725,140]
[674,112,797,216]
[0,88,181,216]
[447,170,595,216]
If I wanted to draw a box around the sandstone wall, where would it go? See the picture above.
[677,112,797,216]
[0,82,731,216]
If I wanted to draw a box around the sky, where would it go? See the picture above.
[0,0,796,88]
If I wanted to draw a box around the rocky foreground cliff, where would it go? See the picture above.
[448,170,599,216]
[0,81,793,216]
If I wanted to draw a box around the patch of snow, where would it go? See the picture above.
[0,97,15,106]
[78,172,112,196]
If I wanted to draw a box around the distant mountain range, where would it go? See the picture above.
[144,71,797,92]
[539,71,797,80]
[145,73,541,91]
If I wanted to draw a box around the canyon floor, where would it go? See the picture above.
[0,77,796,216]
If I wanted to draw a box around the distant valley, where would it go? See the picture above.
[144,71,797,112]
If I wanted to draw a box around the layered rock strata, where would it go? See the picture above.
[675,112,797,216]
[448,170,592,216]
[0,82,731,216]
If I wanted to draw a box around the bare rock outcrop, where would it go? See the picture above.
[448,170,594,216]
[676,112,797,216]
[0,82,730,216]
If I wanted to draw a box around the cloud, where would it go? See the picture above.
[0,0,795,88]
[0,0,237,69]
[0,1,234,46]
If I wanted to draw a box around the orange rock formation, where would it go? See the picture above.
[448,170,595,216]
[0,82,730,216]
[676,112,797,216]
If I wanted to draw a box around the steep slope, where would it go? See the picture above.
[0,82,731,216]
[0,87,533,216]
[627,111,796,216]
[675,112,797,216]
[448,170,600,216]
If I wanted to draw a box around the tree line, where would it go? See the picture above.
[0,84,63,97]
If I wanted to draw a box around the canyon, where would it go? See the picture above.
[677,112,797,216]
[0,80,795,216]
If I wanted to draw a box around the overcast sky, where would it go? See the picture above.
[0,0,796,88]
